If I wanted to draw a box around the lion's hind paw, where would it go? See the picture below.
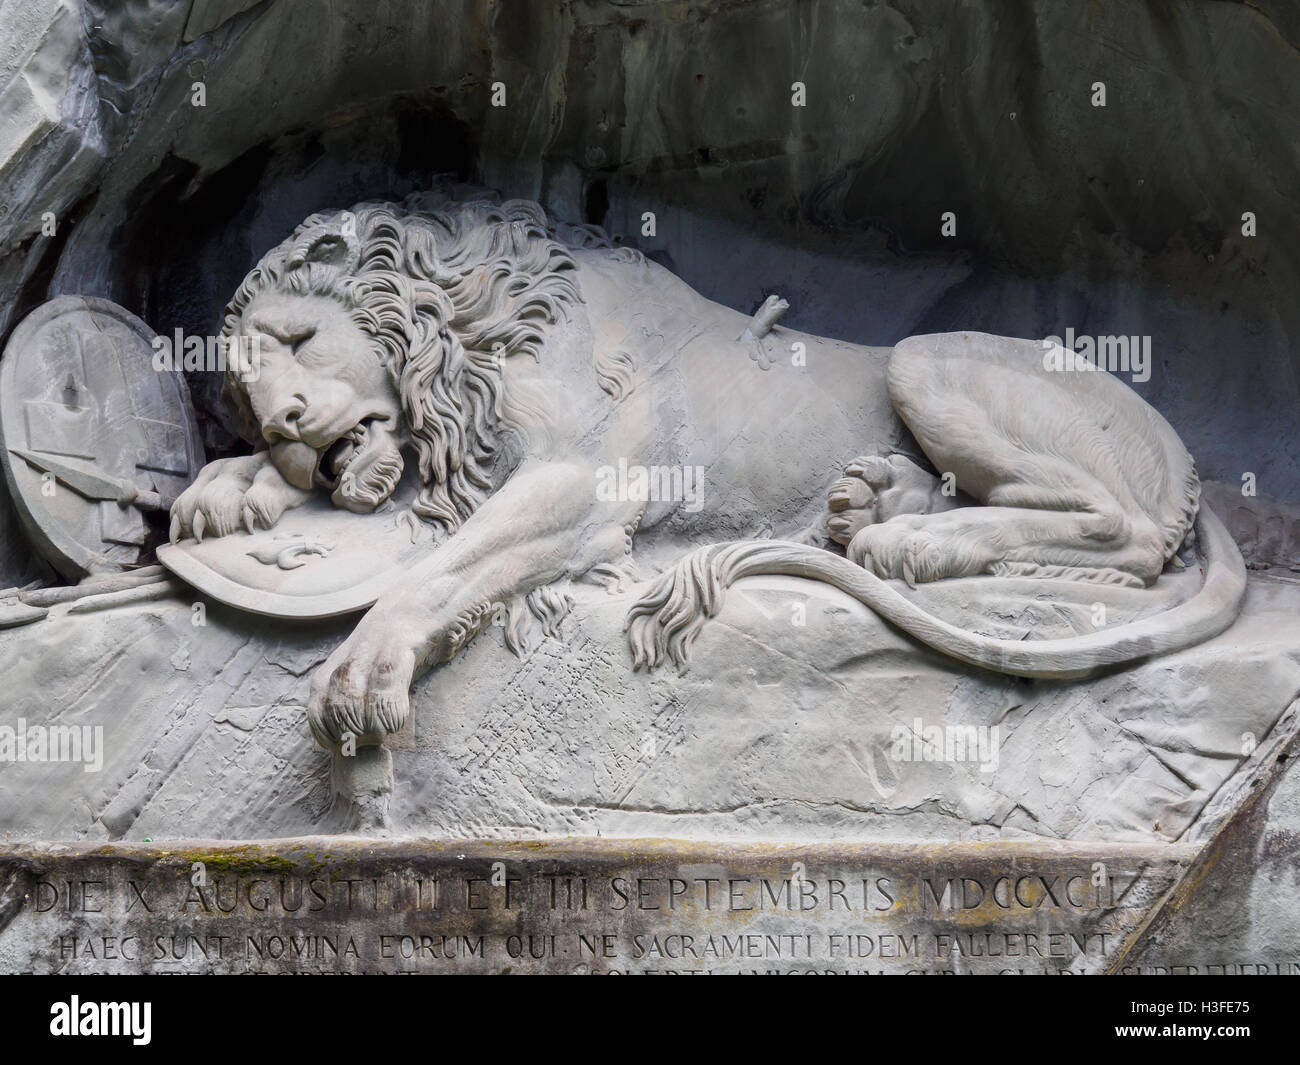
[827,453,942,546]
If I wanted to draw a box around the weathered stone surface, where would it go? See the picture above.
[0,838,1194,974]
[1122,711,1300,974]
[0,570,1295,845]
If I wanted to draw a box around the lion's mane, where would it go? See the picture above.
[220,186,583,532]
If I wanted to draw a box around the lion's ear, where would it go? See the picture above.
[287,212,361,274]
[300,236,351,266]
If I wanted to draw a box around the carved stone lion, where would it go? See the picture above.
[169,184,1246,753]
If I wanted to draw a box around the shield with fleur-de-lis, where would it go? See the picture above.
[157,468,439,619]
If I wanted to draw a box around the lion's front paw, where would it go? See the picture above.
[307,628,416,750]
[170,453,312,542]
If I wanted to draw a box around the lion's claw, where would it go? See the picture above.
[170,452,313,544]
[901,546,917,588]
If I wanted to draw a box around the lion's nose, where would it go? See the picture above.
[260,395,307,442]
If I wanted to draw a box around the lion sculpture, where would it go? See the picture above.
[168,184,1247,753]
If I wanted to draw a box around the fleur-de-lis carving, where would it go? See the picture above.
[246,533,335,570]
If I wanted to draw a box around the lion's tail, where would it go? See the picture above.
[625,506,1246,681]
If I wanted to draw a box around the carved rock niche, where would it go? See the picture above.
[0,0,1296,979]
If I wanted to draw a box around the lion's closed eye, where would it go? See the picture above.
[246,316,315,355]
[270,328,316,358]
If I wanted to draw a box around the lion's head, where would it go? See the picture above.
[220,187,583,530]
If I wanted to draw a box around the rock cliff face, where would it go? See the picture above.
[0,1,1297,582]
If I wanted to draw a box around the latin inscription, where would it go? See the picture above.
[0,843,1210,974]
